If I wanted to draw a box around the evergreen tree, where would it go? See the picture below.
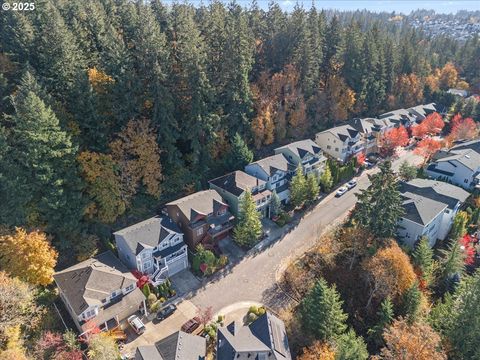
[437,238,465,291]
[270,190,282,217]
[335,329,369,360]
[233,190,262,248]
[398,160,417,181]
[319,164,334,192]
[352,161,404,238]
[305,173,320,203]
[400,282,423,324]
[368,297,394,348]
[290,165,307,208]
[412,236,435,286]
[225,133,254,171]
[448,211,468,241]
[301,278,348,341]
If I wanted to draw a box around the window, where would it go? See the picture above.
[144,260,152,269]
[111,290,120,299]
[196,227,204,236]
[327,145,331,149]
[141,252,150,259]
[84,308,96,319]
[464,179,469,183]
[125,284,135,293]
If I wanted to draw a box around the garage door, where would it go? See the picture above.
[168,256,188,276]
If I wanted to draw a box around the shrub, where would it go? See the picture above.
[142,284,151,298]
[249,305,258,314]
[257,307,266,316]
[247,313,258,323]
[217,255,228,267]
[217,315,224,323]
[150,300,161,313]
[147,293,157,306]
[159,297,166,303]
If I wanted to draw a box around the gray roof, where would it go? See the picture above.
[136,346,163,360]
[53,252,137,316]
[379,108,416,124]
[217,312,291,360]
[407,103,438,119]
[156,331,206,360]
[433,140,480,171]
[318,124,359,142]
[399,179,470,225]
[275,139,323,158]
[249,154,295,176]
[167,190,230,222]
[113,216,182,255]
[209,171,266,197]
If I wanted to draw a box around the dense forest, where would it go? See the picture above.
[1,0,480,262]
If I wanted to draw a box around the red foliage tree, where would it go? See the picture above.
[460,234,476,265]
[36,331,82,360]
[414,138,443,164]
[356,152,366,167]
[379,126,409,157]
[446,114,478,144]
[411,112,444,139]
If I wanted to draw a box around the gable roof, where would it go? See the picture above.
[209,171,266,197]
[275,139,323,158]
[53,252,137,316]
[217,312,291,360]
[399,179,470,225]
[433,139,480,171]
[136,346,164,360]
[248,154,295,176]
[379,108,416,124]
[166,190,229,222]
[113,216,182,255]
[408,103,438,119]
[317,124,359,142]
[156,331,206,360]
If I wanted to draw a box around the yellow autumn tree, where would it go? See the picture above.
[110,118,163,202]
[391,74,424,108]
[298,341,336,360]
[0,228,58,286]
[439,62,458,90]
[78,151,126,223]
[363,240,416,307]
[88,67,114,94]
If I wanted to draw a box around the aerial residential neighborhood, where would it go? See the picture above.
[0,1,480,360]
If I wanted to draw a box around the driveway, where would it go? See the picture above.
[218,236,245,263]
[121,300,198,357]
[188,151,423,312]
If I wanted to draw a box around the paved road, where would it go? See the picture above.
[189,151,422,312]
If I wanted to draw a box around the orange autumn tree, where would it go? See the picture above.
[110,118,163,203]
[363,240,416,308]
[0,228,58,286]
[411,112,444,139]
[446,114,479,144]
[376,319,447,360]
[378,126,409,157]
[391,73,424,108]
[414,138,443,164]
[438,62,458,90]
[298,341,335,360]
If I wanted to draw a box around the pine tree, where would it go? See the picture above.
[335,329,369,360]
[270,190,282,217]
[352,161,404,238]
[412,236,435,286]
[233,190,262,248]
[449,211,468,241]
[437,238,465,291]
[305,173,320,203]
[290,165,307,208]
[398,160,417,181]
[368,297,394,347]
[225,133,254,172]
[319,164,333,192]
[400,282,423,324]
[301,278,348,341]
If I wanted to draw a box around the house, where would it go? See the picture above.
[397,179,470,247]
[447,88,468,97]
[426,139,480,190]
[346,117,396,154]
[53,251,146,333]
[135,331,206,360]
[274,139,327,174]
[407,103,440,122]
[378,108,417,128]
[113,216,188,286]
[244,154,295,204]
[166,190,234,249]
[315,124,363,163]
[209,171,272,218]
[217,311,291,360]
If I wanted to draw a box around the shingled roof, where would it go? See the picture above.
[249,154,295,176]
[53,252,137,316]
[113,216,182,255]
[275,139,323,158]
[209,171,266,197]
[166,190,230,223]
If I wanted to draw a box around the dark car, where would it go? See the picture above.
[156,304,177,321]
[181,317,201,333]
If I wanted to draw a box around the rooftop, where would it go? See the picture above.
[209,171,266,197]
[166,190,230,223]
[275,139,323,158]
[249,153,295,176]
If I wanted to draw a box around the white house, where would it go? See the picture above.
[378,108,417,128]
[426,139,480,190]
[53,251,146,333]
[407,103,440,121]
[114,216,188,286]
[315,125,363,163]
[397,179,470,247]
[274,139,327,175]
[245,153,296,204]
[447,88,468,97]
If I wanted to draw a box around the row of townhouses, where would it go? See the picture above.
[52,102,444,356]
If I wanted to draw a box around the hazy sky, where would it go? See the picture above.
[163,0,480,13]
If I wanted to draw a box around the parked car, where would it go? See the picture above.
[127,315,146,335]
[336,187,348,197]
[181,317,201,333]
[156,304,177,321]
[364,160,374,168]
[346,179,357,189]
